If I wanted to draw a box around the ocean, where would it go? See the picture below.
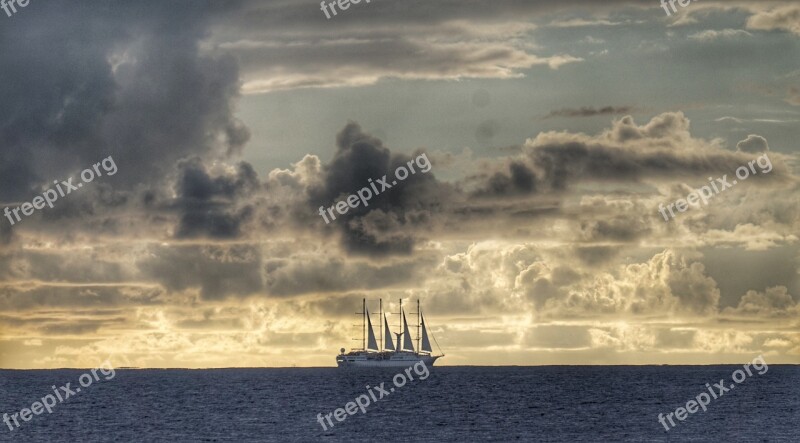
[0,365,797,442]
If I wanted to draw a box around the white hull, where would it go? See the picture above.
[337,352,440,368]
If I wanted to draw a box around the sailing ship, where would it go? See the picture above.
[336,299,443,368]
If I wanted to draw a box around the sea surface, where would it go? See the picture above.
[0,365,798,442]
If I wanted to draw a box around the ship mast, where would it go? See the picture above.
[416,299,421,354]
[353,298,366,351]
[362,298,366,350]
[398,298,402,349]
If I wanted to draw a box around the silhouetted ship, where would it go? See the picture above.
[336,299,443,368]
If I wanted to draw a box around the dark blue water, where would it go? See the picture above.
[0,366,797,442]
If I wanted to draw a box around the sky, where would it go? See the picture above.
[1,0,799,368]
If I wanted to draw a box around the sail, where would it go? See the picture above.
[420,312,432,353]
[366,308,379,351]
[401,310,415,352]
[383,314,394,350]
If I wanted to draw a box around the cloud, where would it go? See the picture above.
[746,5,800,35]
[421,243,736,321]
[231,40,583,93]
[736,134,770,153]
[654,328,697,349]
[688,29,753,41]
[2,0,800,367]
[524,325,592,349]
[0,222,12,246]
[787,87,800,106]
[716,116,800,124]
[137,244,264,301]
[543,54,585,69]
[170,159,259,239]
[527,249,722,318]
[547,18,631,28]
[467,112,790,199]
[208,1,591,93]
[543,106,635,119]
[0,0,248,202]
[263,255,430,297]
[581,36,606,44]
[723,286,799,317]
[306,122,450,257]
[0,283,165,312]
[573,246,622,266]
[702,224,798,251]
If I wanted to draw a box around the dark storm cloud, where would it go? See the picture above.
[0,0,246,202]
[468,113,790,198]
[543,106,635,119]
[307,122,447,257]
[171,158,258,239]
[286,112,794,264]
[472,160,537,197]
